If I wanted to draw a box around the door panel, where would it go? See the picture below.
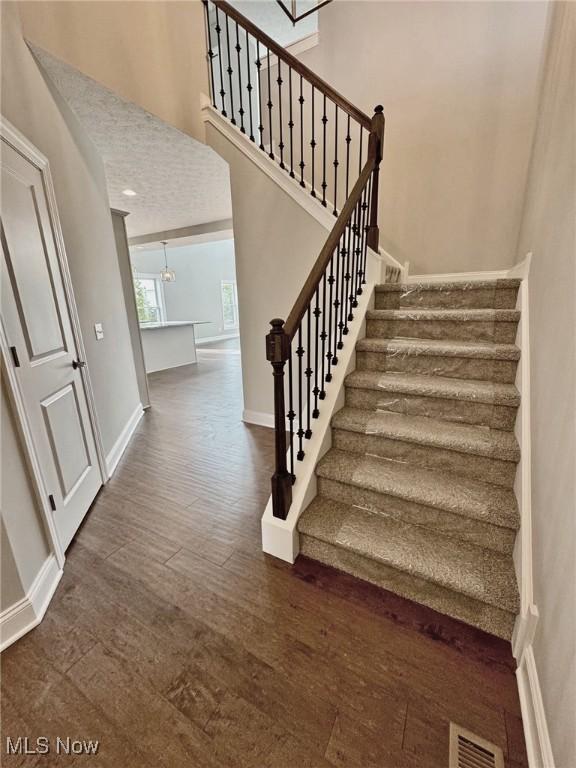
[1,137,102,551]
[2,152,67,361]
[41,383,91,500]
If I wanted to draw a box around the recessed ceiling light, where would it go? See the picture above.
[122,188,137,197]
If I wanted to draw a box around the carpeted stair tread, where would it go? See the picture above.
[356,337,520,360]
[317,449,519,529]
[299,535,515,639]
[298,497,519,613]
[345,370,520,407]
[366,308,520,322]
[375,279,521,293]
[332,407,520,462]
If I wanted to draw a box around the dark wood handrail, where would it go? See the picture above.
[284,157,375,340]
[210,0,372,130]
[203,0,386,519]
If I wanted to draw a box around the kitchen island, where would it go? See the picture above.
[139,320,210,373]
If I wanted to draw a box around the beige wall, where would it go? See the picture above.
[515,5,576,766]
[298,1,548,274]
[18,0,208,143]
[1,4,141,609]
[207,124,329,417]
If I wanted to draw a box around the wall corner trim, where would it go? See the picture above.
[516,644,556,768]
[105,403,144,478]
[0,554,63,652]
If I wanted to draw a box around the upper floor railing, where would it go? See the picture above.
[202,0,385,519]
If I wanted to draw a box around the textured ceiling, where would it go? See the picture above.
[31,46,232,238]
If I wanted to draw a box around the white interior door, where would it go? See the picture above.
[1,137,102,551]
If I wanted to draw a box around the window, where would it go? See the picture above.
[134,274,166,324]
[221,280,239,330]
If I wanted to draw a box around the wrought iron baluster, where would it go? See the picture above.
[321,95,328,207]
[245,30,255,141]
[358,125,364,174]
[352,197,362,309]
[225,15,235,124]
[333,105,339,216]
[310,86,316,198]
[288,68,294,178]
[235,23,245,133]
[266,47,274,159]
[214,7,226,116]
[298,76,305,187]
[318,270,328,400]
[277,59,285,169]
[296,326,305,460]
[202,1,217,109]
[342,213,353,333]
[313,287,320,418]
[348,200,359,320]
[320,273,327,399]
[337,232,346,349]
[256,42,264,149]
[305,307,312,439]
[332,232,342,366]
[287,350,295,480]
[345,115,351,199]
[325,253,335,382]
[360,177,372,290]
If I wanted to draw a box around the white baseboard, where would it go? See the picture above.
[0,554,63,652]
[516,645,555,768]
[196,333,239,345]
[242,409,274,429]
[105,403,144,478]
[406,269,510,283]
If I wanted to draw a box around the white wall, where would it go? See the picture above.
[131,238,238,341]
[1,3,141,610]
[515,5,576,766]
[206,123,329,418]
[298,1,549,274]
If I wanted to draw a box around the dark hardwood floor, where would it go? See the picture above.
[1,347,528,767]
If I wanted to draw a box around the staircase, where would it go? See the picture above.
[298,280,521,639]
[201,2,522,640]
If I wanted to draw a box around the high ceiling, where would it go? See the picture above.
[31,45,232,238]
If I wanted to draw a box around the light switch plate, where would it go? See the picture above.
[94,322,104,340]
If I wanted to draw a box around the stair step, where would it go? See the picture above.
[298,496,518,638]
[375,279,520,310]
[331,407,519,488]
[366,308,520,343]
[316,449,519,529]
[344,370,519,429]
[356,337,520,383]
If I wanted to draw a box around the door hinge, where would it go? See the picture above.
[48,494,57,511]
[10,346,20,367]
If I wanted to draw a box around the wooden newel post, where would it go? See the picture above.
[367,105,385,252]
[266,318,292,520]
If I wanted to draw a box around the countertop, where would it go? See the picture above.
[139,320,211,331]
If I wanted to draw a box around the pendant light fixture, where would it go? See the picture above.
[160,240,176,282]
